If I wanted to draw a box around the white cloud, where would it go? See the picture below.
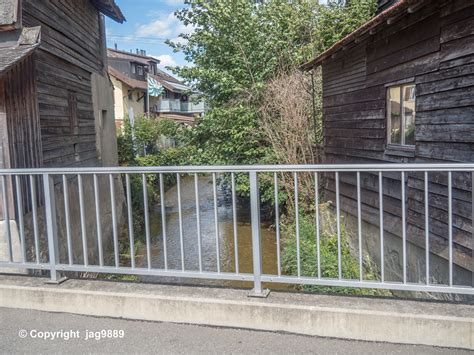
[164,0,185,5]
[153,54,177,70]
[135,11,193,40]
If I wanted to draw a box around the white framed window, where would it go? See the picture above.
[137,66,143,76]
[387,83,416,146]
[131,64,136,74]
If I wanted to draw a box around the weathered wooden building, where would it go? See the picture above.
[0,0,125,172]
[0,0,126,265]
[302,0,473,285]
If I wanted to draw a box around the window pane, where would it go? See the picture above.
[403,85,416,145]
[389,87,401,144]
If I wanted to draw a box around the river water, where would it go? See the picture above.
[136,175,281,287]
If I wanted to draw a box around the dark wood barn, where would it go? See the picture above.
[302,0,473,284]
[0,0,124,215]
[0,0,126,264]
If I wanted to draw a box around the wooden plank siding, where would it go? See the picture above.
[2,56,42,217]
[22,0,102,74]
[20,0,103,167]
[320,0,474,271]
[3,56,42,170]
[34,51,98,167]
[0,77,14,220]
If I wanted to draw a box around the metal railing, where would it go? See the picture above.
[0,164,472,296]
[153,100,206,114]
[153,99,181,112]
[180,101,206,113]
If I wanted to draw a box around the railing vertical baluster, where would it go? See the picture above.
[43,173,62,283]
[142,174,151,269]
[294,172,301,278]
[159,173,168,270]
[231,172,239,274]
[213,172,220,273]
[248,171,269,297]
[336,172,342,280]
[379,171,384,283]
[177,173,185,271]
[62,175,72,265]
[78,174,88,267]
[15,175,26,263]
[194,173,202,272]
[401,171,406,284]
[30,175,40,263]
[315,172,321,279]
[448,171,453,287]
[1,175,12,262]
[424,171,429,285]
[357,172,362,281]
[125,174,135,269]
[93,174,103,267]
[109,174,119,268]
[274,173,281,277]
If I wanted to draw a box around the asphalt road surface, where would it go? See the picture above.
[0,307,469,354]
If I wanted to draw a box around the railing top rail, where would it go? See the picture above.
[1,163,474,175]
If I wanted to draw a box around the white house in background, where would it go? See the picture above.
[107,48,205,127]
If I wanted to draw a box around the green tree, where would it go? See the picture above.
[168,0,375,166]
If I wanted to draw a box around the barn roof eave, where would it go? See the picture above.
[300,0,426,71]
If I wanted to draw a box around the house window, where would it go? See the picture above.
[137,66,143,76]
[131,64,136,74]
[387,84,415,146]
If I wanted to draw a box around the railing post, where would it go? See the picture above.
[43,174,66,284]
[248,171,270,298]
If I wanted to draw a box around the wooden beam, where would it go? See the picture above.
[0,78,14,220]
[0,79,10,169]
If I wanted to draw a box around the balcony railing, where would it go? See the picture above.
[0,164,472,296]
[154,99,181,112]
[180,101,205,113]
[153,100,205,113]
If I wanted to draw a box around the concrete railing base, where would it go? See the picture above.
[0,275,472,350]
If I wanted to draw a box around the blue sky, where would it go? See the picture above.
[105,0,191,74]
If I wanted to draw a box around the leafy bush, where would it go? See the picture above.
[117,116,182,165]
[281,204,390,296]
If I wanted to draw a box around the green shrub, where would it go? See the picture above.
[281,204,390,296]
[117,116,183,165]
